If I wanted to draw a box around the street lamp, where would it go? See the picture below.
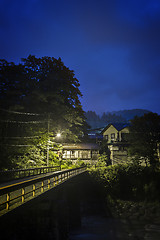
[47,133,62,166]
[56,133,61,138]
[46,113,62,166]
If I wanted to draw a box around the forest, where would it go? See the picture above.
[85,109,150,129]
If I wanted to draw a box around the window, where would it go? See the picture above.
[71,150,75,158]
[104,135,108,141]
[111,133,115,141]
[67,151,70,158]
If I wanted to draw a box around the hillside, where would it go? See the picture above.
[85,109,150,129]
[112,109,150,121]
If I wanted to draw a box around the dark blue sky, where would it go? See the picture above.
[0,0,160,114]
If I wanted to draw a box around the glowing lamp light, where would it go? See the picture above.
[56,133,61,138]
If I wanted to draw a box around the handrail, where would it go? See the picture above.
[0,167,86,216]
[0,166,61,183]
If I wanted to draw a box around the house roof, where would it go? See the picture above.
[87,128,103,139]
[101,122,130,134]
[62,143,100,150]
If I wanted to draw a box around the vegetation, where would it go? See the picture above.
[85,109,150,129]
[95,153,111,167]
[88,112,160,221]
[89,163,160,202]
[0,55,88,170]
[89,161,160,227]
[128,112,160,168]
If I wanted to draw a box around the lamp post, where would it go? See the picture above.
[56,133,62,169]
[47,130,62,166]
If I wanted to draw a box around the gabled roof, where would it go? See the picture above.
[62,143,100,150]
[101,122,130,134]
[87,128,103,139]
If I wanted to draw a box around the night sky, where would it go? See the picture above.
[0,0,160,115]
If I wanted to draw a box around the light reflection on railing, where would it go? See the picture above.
[0,167,86,215]
[0,166,61,183]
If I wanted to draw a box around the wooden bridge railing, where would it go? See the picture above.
[0,167,86,216]
[0,166,61,183]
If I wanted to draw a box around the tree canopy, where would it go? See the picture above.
[0,55,87,169]
[0,55,87,138]
[128,112,160,168]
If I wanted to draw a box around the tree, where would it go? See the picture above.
[128,112,160,168]
[0,55,87,169]
[0,55,87,140]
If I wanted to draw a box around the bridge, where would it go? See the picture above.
[0,166,92,240]
[0,166,127,240]
[0,166,86,216]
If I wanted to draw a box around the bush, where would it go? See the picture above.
[96,153,111,167]
[89,163,160,201]
[60,159,87,170]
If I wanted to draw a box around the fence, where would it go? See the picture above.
[0,166,61,183]
[0,167,86,216]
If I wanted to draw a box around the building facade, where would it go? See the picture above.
[101,123,130,164]
[102,123,130,143]
[61,143,100,164]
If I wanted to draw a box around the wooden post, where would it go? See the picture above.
[48,179,50,189]
[22,188,25,203]
[41,181,44,193]
[6,193,10,210]
[33,184,36,197]
[53,177,55,186]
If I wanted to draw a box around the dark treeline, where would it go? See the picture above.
[85,109,150,129]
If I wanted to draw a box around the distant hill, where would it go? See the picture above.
[85,109,150,129]
[112,109,150,121]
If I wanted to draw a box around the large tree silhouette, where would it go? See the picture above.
[0,55,87,140]
[0,55,87,169]
[128,112,160,168]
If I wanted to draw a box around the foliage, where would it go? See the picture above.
[60,159,87,170]
[128,112,160,168]
[0,55,87,141]
[89,163,160,201]
[99,140,111,159]
[0,55,88,170]
[74,159,87,167]
[14,146,46,168]
[96,153,111,167]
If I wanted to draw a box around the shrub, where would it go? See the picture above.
[89,163,160,201]
[96,153,111,168]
